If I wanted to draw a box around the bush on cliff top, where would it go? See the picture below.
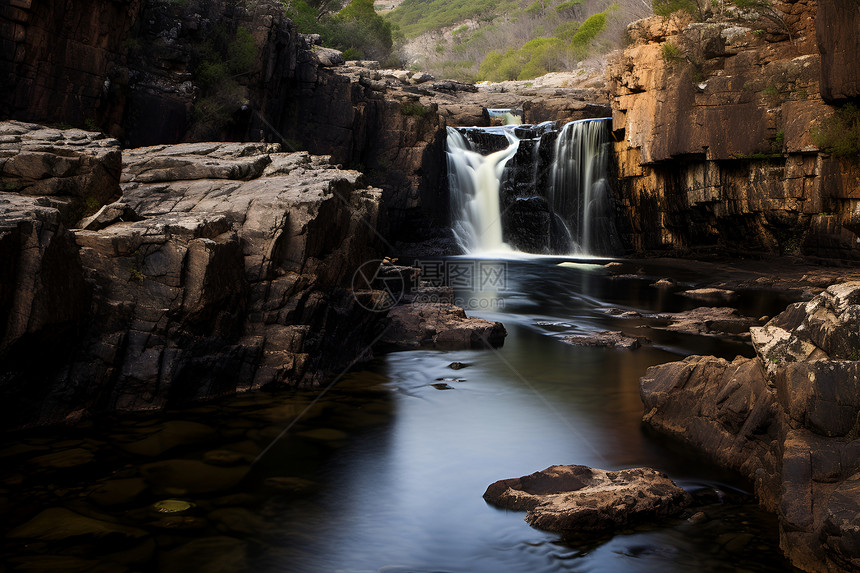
[285,0,396,62]
[811,103,860,158]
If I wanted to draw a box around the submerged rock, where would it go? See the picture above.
[157,536,248,573]
[678,288,737,303]
[140,459,249,496]
[656,307,756,336]
[483,465,689,535]
[89,478,149,507]
[120,421,217,457]
[9,507,148,541]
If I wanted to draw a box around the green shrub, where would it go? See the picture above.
[653,0,698,18]
[400,101,430,116]
[227,26,256,74]
[811,103,860,158]
[570,12,606,58]
[772,129,784,152]
[661,41,683,62]
[554,20,580,41]
[554,0,583,14]
[386,0,514,37]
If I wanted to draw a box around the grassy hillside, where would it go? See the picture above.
[388,0,652,82]
[386,0,519,37]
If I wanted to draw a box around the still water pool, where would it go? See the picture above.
[0,258,800,572]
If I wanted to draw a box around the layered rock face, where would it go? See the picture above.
[0,121,121,357]
[609,2,860,259]
[641,283,860,572]
[0,0,140,130]
[0,123,389,429]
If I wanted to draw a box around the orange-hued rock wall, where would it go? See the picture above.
[609,1,860,260]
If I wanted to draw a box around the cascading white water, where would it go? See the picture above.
[446,118,615,256]
[446,126,521,253]
[549,118,612,255]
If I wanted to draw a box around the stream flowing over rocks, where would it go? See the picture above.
[641,282,860,573]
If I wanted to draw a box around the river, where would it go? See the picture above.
[0,257,801,572]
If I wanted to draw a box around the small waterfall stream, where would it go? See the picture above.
[446,126,521,253]
[447,118,617,256]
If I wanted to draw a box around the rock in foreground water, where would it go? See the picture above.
[483,465,689,535]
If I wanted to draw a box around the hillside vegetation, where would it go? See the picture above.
[387,0,652,82]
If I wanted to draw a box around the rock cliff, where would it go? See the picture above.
[641,282,860,573]
[609,1,860,260]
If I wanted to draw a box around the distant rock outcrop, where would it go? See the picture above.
[640,282,860,573]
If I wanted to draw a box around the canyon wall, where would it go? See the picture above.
[609,1,860,260]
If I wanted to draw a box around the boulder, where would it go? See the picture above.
[484,465,690,535]
[380,299,506,350]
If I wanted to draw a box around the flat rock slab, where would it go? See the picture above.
[679,288,737,303]
[564,331,644,350]
[656,306,756,336]
[484,465,689,535]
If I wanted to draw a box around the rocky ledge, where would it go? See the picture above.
[0,123,501,430]
[640,282,860,573]
[483,465,690,536]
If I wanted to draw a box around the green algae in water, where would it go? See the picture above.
[152,499,195,513]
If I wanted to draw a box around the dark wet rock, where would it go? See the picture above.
[157,536,248,573]
[448,362,470,370]
[297,428,348,442]
[483,465,690,535]
[209,507,269,537]
[202,449,254,467]
[431,383,454,390]
[120,421,217,457]
[678,288,737,303]
[89,478,149,507]
[380,300,506,351]
[147,515,209,530]
[656,307,756,336]
[563,331,644,350]
[688,511,709,525]
[30,448,95,469]
[651,278,676,288]
[263,477,316,493]
[8,507,148,541]
[140,460,249,496]
[7,555,129,573]
[641,282,860,572]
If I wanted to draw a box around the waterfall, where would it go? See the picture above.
[446,126,521,253]
[447,118,617,256]
[549,118,613,255]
